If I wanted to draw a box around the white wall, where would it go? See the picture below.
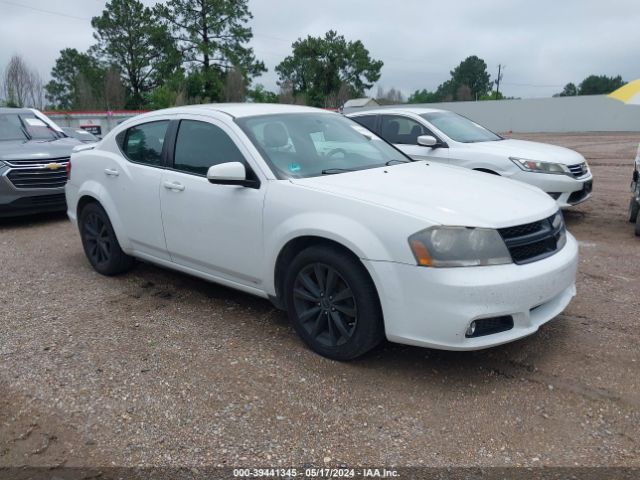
[345,95,640,133]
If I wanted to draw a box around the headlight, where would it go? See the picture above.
[408,226,512,268]
[510,157,569,175]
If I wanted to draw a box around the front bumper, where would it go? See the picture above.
[510,170,593,208]
[364,232,578,350]
[0,164,67,217]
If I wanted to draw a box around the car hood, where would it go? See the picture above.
[0,138,82,162]
[291,161,558,228]
[463,139,586,165]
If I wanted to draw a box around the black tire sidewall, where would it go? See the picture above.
[284,246,384,360]
[628,197,640,223]
[79,203,132,275]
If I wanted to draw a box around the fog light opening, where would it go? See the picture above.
[465,321,476,337]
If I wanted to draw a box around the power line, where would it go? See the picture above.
[0,0,92,21]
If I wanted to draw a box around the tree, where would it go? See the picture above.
[2,55,44,108]
[223,66,246,102]
[408,89,441,104]
[554,82,578,97]
[579,75,625,95]
[91,0,180,108]
[247,84,278,103]
[449,55,491,101]
[275,30,383,107]
[45,48,105,110]
[156,0,266,102]
[376,86,404,105]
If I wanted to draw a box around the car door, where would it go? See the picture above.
[159,115,265,286]
[111,118,171,260]
[379,115,449,163]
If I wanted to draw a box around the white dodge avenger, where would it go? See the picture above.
[348,107,593,208]
[65,104,578,360]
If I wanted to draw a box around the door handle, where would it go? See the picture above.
[104,168,119,177]
[163,181,185,191]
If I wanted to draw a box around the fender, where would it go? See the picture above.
[262,211,395,295]
[76,180,133,253]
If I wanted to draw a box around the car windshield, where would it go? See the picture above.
[236,112,410,179]
[0,113,62,141]
[420,111,502,143]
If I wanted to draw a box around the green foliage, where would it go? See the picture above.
[555,82,578,97]
[407,89,440,104]
[275,30,383,107]
[248,84,278,103]
[45,48,106,110]
[578,75,625,95]
[91,0,180,108]
[155,0,266,102]
[449,55,491,100]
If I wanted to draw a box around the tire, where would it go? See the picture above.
[635,211,640,237]
[284,245,384,360]
[78,202,134,276]
[628,197,640,223]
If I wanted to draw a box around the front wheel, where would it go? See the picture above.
[79,202,134,275]
[284,245,384,360]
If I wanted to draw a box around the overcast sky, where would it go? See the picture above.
[1,0,639,99]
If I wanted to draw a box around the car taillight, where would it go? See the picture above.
[66,159,71,179]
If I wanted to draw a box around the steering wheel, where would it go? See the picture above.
[326,148,347,159]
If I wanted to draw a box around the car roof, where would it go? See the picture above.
[136,103,328,120]
[348,107,446,116]
[0,107,34,114]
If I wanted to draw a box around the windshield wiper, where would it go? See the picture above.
[385,159,410,165]
[321,168,356,175]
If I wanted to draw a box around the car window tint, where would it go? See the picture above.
[124,121,169,166]
[351,115,377,132]
[380,115,427,145]
[173,120,246,175]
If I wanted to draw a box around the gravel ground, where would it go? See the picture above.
[0,132,639,469]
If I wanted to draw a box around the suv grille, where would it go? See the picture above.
[499,212,566,265]
[567,162,588,178]
[5,157,69,189]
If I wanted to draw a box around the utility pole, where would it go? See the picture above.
[495,64,504,100]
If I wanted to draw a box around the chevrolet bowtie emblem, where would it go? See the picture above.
[46,163,62,170]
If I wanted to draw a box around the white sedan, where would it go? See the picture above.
[65,104,578,360]
[347,107,593,208]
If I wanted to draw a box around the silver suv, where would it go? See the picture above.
[0,108,82,217]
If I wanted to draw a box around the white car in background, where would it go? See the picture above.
[66,104,578,360]
[348,108,593,208]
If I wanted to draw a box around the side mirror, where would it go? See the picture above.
[417,135,437,147]
[206,162,260,189]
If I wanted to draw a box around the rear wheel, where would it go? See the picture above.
[284,245,384,360]
[628,197,639,223]
[79,202,134,275]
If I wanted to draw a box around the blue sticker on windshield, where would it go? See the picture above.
[288,163,301,173]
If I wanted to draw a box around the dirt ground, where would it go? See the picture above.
[1,132,639,469]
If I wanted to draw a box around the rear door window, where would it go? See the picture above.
[123,121,170,166]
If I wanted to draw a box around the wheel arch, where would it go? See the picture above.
[271,235,376,311]
[75,182,132,252]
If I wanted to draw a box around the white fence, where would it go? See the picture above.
[345,95,640,133]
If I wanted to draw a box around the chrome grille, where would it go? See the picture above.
[5,158,69,189]
[499,212,567,265]
[567,162,588,178]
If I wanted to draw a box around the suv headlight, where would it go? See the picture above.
[408,226,512,267]
[510,157,569,175]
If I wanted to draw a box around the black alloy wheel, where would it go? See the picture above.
[285,245,384,360]
[79,202,134,275]
[292,262,358,347]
